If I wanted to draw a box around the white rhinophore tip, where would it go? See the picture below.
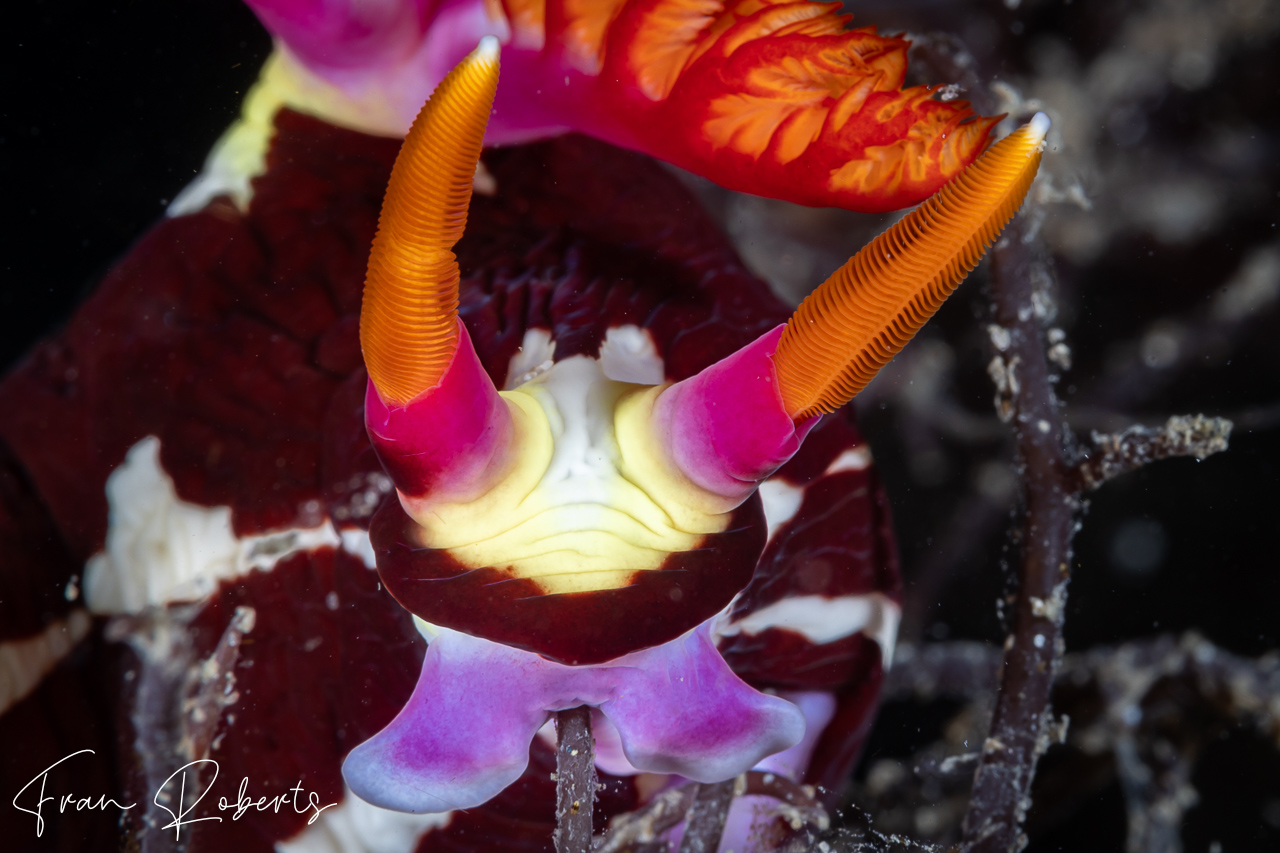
[477,35,500,58]
[1027,111,1051,145]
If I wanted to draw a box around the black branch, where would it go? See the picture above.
[959,217,1077,853]
[677,779,740,853]
[555,706,598,853]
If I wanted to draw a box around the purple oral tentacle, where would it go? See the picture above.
[341,627,550,813]
[343,619,807,813]
[596,622,806,782]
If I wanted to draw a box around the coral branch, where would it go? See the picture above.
[555,707,598,853]
[677,778,740,853]
[183,605,256,760]
[857,635,1279,845]
[958,210,1237,851]
[1071,415,1232,491]
[1067,633,1280,853]
[596,771,829,852]
[596,784,697,853]
[959,218,1077,853]
[885,642,1003,703]
[794,813,950,853]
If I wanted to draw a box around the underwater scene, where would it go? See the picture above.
[3,1,1278,851]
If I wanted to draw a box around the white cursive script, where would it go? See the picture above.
[152,759,222,840]
[11,750,136,838]
[13,750,338,840]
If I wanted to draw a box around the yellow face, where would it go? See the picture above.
[399,355,733,594]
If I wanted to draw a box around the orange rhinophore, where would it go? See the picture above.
[359,37,500,406]
[774,113,1050,420]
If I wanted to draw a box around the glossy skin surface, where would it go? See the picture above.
[0,112,898,850]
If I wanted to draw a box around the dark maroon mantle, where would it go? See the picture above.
[0,108,899,851]
[374,494,766,665]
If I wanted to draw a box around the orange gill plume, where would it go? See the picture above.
[774,113,1050,421]
[359,37,501,406]
[474,0,998,211]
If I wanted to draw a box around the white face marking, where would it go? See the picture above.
[275,787,451,853]
[598,325,665,385]
[717,592,901,668]
[0,610,91,715]
[504,328,556,390]
[84,437,369,615]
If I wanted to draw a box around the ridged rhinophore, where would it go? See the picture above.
[774,113,1050,420]
[360,37,500,406]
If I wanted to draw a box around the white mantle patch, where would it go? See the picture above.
[85,437,355,614]
[0,610,92,715]
[825,446,872,474]
[758,478,804,543]
[717,592,901,668]
[599,326,664,386]
[276,788,451,853]
[505,328,556,390]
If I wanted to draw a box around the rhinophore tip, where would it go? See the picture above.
[359,39,501,407]
[477,34,500,59]
[772,113,1049,420]
[1027,111,1051,146]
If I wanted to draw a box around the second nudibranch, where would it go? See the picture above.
[344,38,1048,814]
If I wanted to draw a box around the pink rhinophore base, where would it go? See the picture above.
[654,326,817,506]
[342,620,805,813]
[365,319,513,502]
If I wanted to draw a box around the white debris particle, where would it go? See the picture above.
[1030,582,1069,623]
[325,591,340,611]
[936,83,963,101]
[1048,341,1072,370]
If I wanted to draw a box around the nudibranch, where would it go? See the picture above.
[0,7,1047,849]
[228,0,999,212]
[341,38,1049,814]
